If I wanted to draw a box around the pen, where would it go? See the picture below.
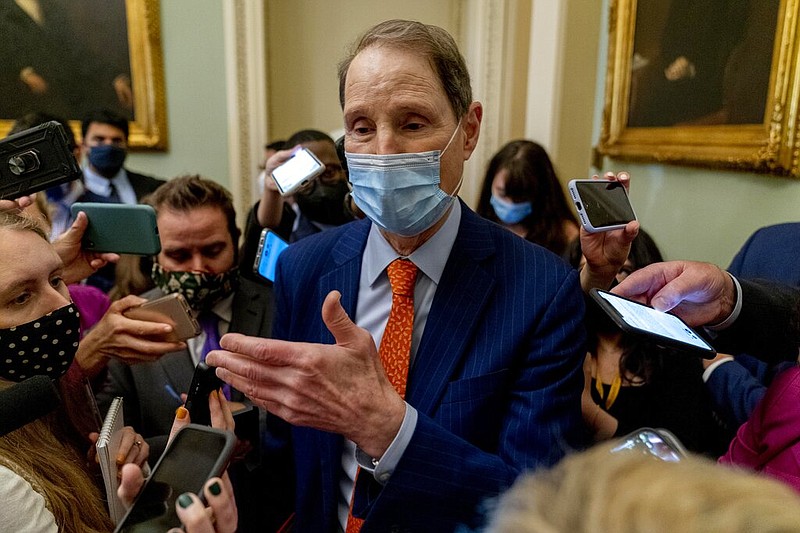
[164,384,182,404]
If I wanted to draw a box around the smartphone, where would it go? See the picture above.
[113,424,235,532]
[70,202,161,255]
[568,179,637,233]
[123,293,201,342]
[611,427,687,462]
[184,362,224,426]
[271,147,325,196]
[0,121,81,200]
[589,289,717,358]
[253,228,289,282]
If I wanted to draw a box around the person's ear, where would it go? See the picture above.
[461,101,482,161]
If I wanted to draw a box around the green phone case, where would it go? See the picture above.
[70,202,161,255]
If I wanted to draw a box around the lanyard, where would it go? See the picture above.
[595,373,622,410]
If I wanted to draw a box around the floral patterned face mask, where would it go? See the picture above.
[151,263,239,312]
[0,304,80,382]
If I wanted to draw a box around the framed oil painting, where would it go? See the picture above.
[597,0,800,177]
[0,0,167,150]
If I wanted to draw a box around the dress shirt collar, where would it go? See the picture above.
[363,200,461,286]
[83,164,127,196]
[207,292,234,324]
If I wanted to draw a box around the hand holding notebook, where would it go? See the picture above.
[96,396,126,523]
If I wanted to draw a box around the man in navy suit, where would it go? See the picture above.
[208,20,587,532]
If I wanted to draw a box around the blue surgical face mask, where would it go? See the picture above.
[345,122,462,237]
[490,194,532,224]
[88,144,126,176]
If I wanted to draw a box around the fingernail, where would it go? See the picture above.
[177,493,193,509]
[175,406,188,419]
[211,389,218,400]
[208,481,222,496]
[116,454,125,464]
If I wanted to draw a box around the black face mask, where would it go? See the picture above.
[295,180,354,226]
[0,304,81,382]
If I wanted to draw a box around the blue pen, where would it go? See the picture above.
[164,384,182,404]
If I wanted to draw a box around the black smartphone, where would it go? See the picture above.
[113,424,235,532]
[568,179,637,233]
[589,289,717,359]
[0,121,81,200]
[271,147,325,196]
[184,362,224,426]
[253,228,289,282]
[70,202,161,255]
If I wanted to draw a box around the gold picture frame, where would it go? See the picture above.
[0,0,167,150]
[597,0,799,177]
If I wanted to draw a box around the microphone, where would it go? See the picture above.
[0,375,61,437]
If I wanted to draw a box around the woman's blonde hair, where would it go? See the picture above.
[0,214,112,531]
[486,443,800,533]
[0,396,112,532]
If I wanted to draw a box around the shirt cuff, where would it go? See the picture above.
[702,356,734,382]
[355,403,417,485]
[706,274,742,331]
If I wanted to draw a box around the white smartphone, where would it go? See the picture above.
[589,289,717,359]
[271,147,325,196]
[568,179,637,233]
[253,228,289,282]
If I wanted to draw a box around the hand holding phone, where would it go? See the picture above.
[253,228,289,282]
[113,424,235,532]
[70,202,161,255]
[123,293,201,342]
[184,362,224,426]
[271,147,325,196]
[568,179,637,233]
[589,289,717,358]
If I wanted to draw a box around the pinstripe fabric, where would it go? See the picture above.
[269,201,587,533]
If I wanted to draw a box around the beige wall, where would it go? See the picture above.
[265,0,461,141]
[127,0,231,188]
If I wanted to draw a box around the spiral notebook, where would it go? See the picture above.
[97,396,126,523]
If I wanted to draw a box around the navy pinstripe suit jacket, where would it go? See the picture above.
[269,201,587,532]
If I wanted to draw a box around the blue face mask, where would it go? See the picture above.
[490,194,532,224]
[345,123,462,237]
[88,144,126,176]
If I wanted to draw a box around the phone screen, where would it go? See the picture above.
[611,428,684,462]
[114,426,233,532]
[255,230,289,282]
[271,148,324,194]
[572,180,636,229]
[593,290,715,356]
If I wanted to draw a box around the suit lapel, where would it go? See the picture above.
[406,205,497,415]
[316,220,370,342]
[230,277,272,337]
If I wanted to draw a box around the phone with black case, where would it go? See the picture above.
[589,289,717,358]
[0,121,81,200]
[113,425,235,532]
[184,362,224,426]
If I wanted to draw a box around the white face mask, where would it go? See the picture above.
[345,122,462,237]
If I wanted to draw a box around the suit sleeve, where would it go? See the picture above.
[714,279,800,364]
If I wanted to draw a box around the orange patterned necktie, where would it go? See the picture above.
[346,258,419,533]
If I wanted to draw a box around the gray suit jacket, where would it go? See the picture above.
[96,276,274,449]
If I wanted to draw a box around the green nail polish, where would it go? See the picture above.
[177,493,193,509]
[209,481,222,496]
